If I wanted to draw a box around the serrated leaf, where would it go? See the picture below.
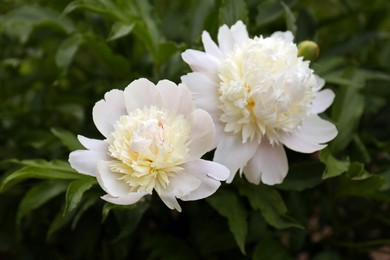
[51,127,84,151]
[320,149,350,179]
[238,183,303,229]
[207,189,247,254]
[108,22,135,41]
[17,180,68,225]
[55,34,83,73]
[1,160,82,190]
[337,173,385,197]
[64,177,97,215]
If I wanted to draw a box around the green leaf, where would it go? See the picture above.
[1,160,82,190]
[64,177,97,215]
[55,34,83,73]
[108,22,135,41]
[219,0,249,26]
[238,183,303,229]
[276,161,324,191]
[281,2,297,35]
[320,149,350,179]
[17,180,68,225]
[337,173,385,197]
[207,189,247,254]
[71,192,99,229]
[47,207,75,239]
[253,238,294,260]
[329,69,366,153]
[312,251,341,260]
[1,5,74,42]
[256,0,289,26]
[112,203,149,241]
[84,33,131,78]
[51,127,84,151]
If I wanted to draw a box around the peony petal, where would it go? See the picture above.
[181,50,221,74]
[69,135,108,176]
[187,109,216,160]
[202,31,223,59]
[69,150,104,176]
[157,191,182,212]
[157,80,193,116]
[213,134,258,183]
[168,171,201,198]
[280,115,338,153]
[218,24,235,55]
[230,20,249,45]
[244,140,288,185]
[78,135,107,151]
[179,159,229,201]
[96,160,130,197]
[310,89,335,114]
[124,78,162,113]
[181,72,220,114]
[101,193,147,205]
[271,31,294,42]
[92,89,126,138]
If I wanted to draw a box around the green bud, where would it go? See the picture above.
[297,40,320,62]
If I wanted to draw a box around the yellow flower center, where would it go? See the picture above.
[218,37,316,144]
[107,106,190,193]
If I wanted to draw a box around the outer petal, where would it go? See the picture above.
[92,89,126,138]
[218,24,235,55]
[179,159,229,201]
[187,109,216,160]
[124,78,162,113]
[279,115,338,153]
[158,192,182,212]
[181,50,221,74]
[157,80,193,116]
[96,160,130,197]
[101,193,147,205]
[271,31,294,42]
[68,135,108,176]
[213,134,258,183]
[181,72,219,113]
[244,140,288,185]
[69,150,103,176]
[202,31,223,59]
[310,89,335,114]
[230,20,249,45]
[167,171,201,198]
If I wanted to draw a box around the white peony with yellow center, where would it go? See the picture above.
[69,79,229,211]
[181,21,337,185]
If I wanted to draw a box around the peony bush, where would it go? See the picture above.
[1,0,389,259]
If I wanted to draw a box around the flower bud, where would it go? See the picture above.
[298,40,320,62]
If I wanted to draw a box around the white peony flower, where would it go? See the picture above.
[69,79,229,211]
[181,21,337,185]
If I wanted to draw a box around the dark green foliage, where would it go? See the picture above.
[1,0,389,259]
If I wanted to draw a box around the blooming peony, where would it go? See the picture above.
[69,79,229,211]
[181,21,337,185]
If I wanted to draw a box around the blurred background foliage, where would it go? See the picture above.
[1,0,389,259]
